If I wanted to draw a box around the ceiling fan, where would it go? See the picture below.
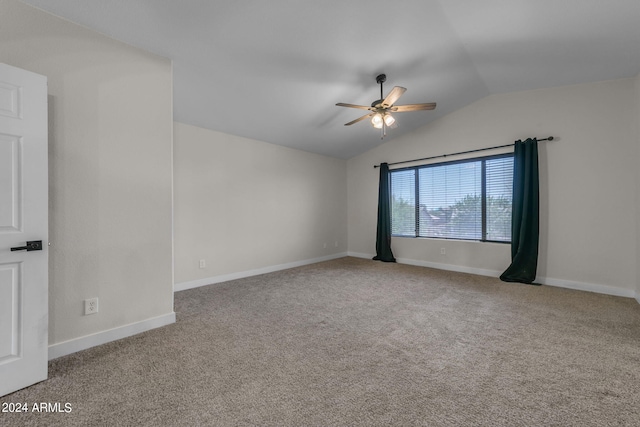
[336,74,436,139]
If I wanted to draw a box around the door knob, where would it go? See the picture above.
[10,240,43,252]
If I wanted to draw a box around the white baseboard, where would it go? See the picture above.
[48,312,176,360]
[396,256,503,279]
[536,275,635,299]
[347,252,637,300]
[174,252,349,292]
[346,252,376,261]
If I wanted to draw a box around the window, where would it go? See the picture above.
[390,154,513,242]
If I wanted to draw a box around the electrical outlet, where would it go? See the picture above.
[199,259,206,269]
[334,241,338,248]
[84,297,98,315]
[323,242,327,249]
[440,248,446,255]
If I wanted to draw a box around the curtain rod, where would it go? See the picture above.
[373,136,554,169]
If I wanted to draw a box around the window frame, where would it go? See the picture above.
[390,153,513,243]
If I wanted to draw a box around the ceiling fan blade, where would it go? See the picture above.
[391,103,437,112]
[344,113,373,126]
[336,102,372,110]
[381,86,406,107]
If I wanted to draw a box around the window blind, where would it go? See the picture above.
[390,154,513,242]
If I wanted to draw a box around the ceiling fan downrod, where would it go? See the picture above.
[376,73,386,101]
[376,74,387,138]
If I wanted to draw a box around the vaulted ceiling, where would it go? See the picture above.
[21,0,640,159]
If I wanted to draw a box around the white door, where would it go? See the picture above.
[0,63,48,396]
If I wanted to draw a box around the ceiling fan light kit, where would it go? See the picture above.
[371,112,395,129]
[371,113,384,128]
[336,73,436,139]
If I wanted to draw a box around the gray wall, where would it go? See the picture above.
[0,0,174,347]
[173,122,347,288]
[348,77,639,297]
[636,73,640,302]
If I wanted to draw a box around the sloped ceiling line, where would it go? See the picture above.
[19,0,640,159]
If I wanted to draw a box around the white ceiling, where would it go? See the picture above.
[21,0,640,159]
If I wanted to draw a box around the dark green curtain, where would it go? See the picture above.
[373,162,396,263]
[500,138,539,284]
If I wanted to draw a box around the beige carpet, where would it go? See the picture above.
[2,257,639,426]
